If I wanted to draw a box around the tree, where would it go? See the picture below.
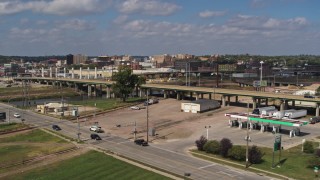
[228,145,246,161]
[203,140,220,154]
[249,145,263,164]
[303,141,314,154]
[220,138,233,157]
[112,66,141,102]
[195,136,207,151]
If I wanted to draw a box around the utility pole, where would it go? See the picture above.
[146,89,149,143]
[77,116,81,142]
[205,125,211,139]
[245,102,250,168]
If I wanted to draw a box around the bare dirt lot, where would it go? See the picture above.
[91,98,320,150]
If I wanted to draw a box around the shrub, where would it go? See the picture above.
[249,145,263,164]
[307,157,320,168]
[220,138,233,157]
[303,141,314,154]
[228,145,246,161]
[203,140,220,154]
[195,135,207,151]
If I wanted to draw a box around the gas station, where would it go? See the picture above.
[225,112,309,138]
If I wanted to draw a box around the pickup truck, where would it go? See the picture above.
[144,98,159,106]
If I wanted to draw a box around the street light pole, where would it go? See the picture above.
[260,61,264,90]
[205,125,211,139]
[146,89,149,143]
[246,102,250,168]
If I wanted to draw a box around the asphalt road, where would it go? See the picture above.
[0,103,272,180]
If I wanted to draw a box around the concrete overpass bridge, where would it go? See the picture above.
[13,77,320,116]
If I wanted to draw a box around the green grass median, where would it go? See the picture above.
[7,150,172,180]
[191,144,318,180]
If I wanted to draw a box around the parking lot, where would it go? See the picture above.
[89,98,320,150]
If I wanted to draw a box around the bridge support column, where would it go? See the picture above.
[79,67,82,79]
[257,98,261,108]
[209,94,212,100]
[316,104,320,117]
[88,85,92,97]
[196,93,199,101]
[265,98,268,106]
[200,93,204,99]
[164,91,167,99]
[46,81,49,86]
[139,89,143,98]
[71,68,74,79]
[74,84,79,92]
[176,92,181,100]
[280,100,285,112]
[235,96,238,103]
[284,100,289,110]
[292,100,295,108]
[41,67,44,77]
[106,86,111,99]
[87,67,90,79]
[59,82,62,88]
[227,96,230,106]
[252,98,257,109]
[95,67,97,79]
[99,84,102,97]
[189,92,193,99]
[222,96,226,107]
[50,67,52,78]
[93,84,97,97]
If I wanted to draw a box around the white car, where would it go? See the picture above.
[90,126,101,132]
[13,113,20,118]
[130,106,140,110]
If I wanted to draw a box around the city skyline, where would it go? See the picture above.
[0,0,319,56]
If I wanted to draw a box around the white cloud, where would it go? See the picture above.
[0,0,111,16]
[199,10,226,18]
[113,15,128,24]
[57,19,95,31]
[118,0,180,16]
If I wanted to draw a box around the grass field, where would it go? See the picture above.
[6,150,172,180]
[71,97,145,110]
[0,129,74,174]
[0,86,78,102]
[0,123,28,132]
[0,129,66,143]
[192,143,318,180]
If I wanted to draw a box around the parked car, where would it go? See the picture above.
[13,113,20,118]
[310,116,320,124]
[130,106,140,110]
[90,133,102,140]
[134,139,148,146]
[90,125,102,132]
[52,125,61,131]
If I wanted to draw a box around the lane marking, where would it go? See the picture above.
[217,171,236,177]
[199,163,216,169]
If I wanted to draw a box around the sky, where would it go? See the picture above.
[0,0,319,56]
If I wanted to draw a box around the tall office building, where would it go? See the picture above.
[66,54,73,65]
[73,54,87,64]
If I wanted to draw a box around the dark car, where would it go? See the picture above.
[52,125,61,131]
[134,139,148,146]
[90,133,102,140]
